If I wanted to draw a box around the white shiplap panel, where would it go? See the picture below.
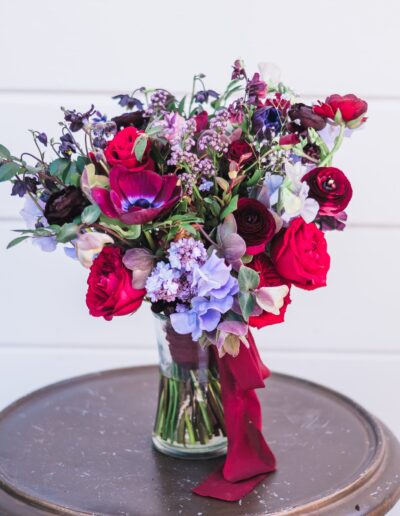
[0,220,399,352]
[0,0,399,96]
[0,347,398,438]
[0,95,399,225]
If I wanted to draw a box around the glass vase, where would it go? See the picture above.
[152,312,227,459]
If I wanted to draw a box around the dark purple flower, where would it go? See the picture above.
[59,133,76,157]
[63,105,95,132]
[231,59,246,80]
[288,103,327,133]
[11,176,38,197]
[252,106,282,139]
[37,132,48,146]
[319,211,348,231]
[44,186,89,225]
[112,94,144,111]
[92,167,182,225]
[194,90,219,104]
[111,111,146,130]
[246,73,267,105]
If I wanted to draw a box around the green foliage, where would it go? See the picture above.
[0,162,23,182]
[56,223,79,243]
[220,194,238,220]
[6,235,30,249]
[238,291,255,322]
[49,158,82,186]
[133,133,148,162]
[0,144,11,160]
[81,204,101,224]
[100,215,141,240]
[238,265,260,291]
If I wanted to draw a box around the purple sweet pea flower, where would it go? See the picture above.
[252,106,282,140]
[192,251,239,299]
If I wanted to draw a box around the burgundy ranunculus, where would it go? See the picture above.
[92,167,181,225]
[313,94,368,127]
[86,246,145,321]
[234,198,276,255]
[301,167,353,216]
[227,140,253,164]
[271,218,330,290]
[104,126,154,172]
[248,253,291,329]
[194,111,209,132]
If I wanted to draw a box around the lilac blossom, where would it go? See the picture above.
[168,238,207,272]
[145,262,180,303]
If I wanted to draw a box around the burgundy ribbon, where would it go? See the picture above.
[193,331,276,501]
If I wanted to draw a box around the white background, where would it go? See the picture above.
[0,0,399,469]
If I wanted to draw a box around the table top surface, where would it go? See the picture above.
[0,366,399,516]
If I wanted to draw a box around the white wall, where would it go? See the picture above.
[0,0,399,444]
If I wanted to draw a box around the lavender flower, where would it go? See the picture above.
[145,262,180,303]
[192,251,239,299]
[20,196,57,253]
[168,238,207,272]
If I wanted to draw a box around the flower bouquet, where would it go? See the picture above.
[0,59,367,501]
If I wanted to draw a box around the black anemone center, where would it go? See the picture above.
[133,198,152,208]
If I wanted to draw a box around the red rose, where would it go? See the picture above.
[86,246,146,320]
[194,111,208,132]
[313,94,368,127]
[302,167,353,216]
[248,253,291,329]
[104,126,154,172]
[271,218,330,290]
[234,198,276,255]
[227,140,253,164]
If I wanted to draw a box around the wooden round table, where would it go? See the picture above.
[0,367,399,515]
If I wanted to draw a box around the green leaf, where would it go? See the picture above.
[238,265,260,291]
[0,162,22,182]
[246,169,263,187]
[0,144,11,160]
[177,96,186,115]
[181,224,198,236]
[56,223,79,243]
[238,291,255,322]
[100,216,141,240]
[49,158,70,178]
[76,155,90,173]
[81,204,101,224]
[64,162,81,186]
[7,235,30,249]
[133,133,148,162]
[220,194,238,220]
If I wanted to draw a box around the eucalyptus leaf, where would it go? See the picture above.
[0,144,11,160]
[238,265,260,291]
[49,158,70,178]
[81,204,101,224]
[238,291,255,322]
[0,162,22,182]
[56,223,79,243]
[64,161,81,186]
[133,134,148,162]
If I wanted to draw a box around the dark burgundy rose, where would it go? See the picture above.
[111,111,146,130]
[301,167,353,216]
[227,139,253,164]
[302,143,321,163]
[234,198,276,255]
[288,103,327,133]
[44,186,89,225]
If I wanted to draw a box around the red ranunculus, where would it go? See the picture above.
[271,218,330,290]
[248,253,291,329]
[313,94,368,126]
[302,166,353,216]
[234,198,276,255]
[104,126,154,172]
[86,246,146,321]
[227,140,253,164]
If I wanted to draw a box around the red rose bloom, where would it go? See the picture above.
[104,126,154,172]
[227,140,253,164]
[271,218,330,290]
[86,246,146,321]
[248,254,291,329]
[234,198,276,255]
[313,94,368,126]
[302,167,353,216]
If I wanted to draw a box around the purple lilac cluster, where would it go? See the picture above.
[198,110,230,154]
[146,238,207,303]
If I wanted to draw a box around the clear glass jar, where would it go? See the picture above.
[152,312,227,459]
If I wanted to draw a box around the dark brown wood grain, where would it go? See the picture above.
[0,367,398,515]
